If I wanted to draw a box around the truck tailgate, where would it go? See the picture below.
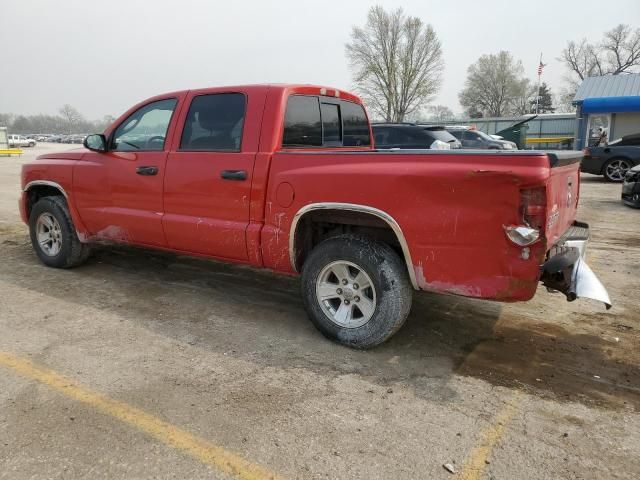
[545,152,582,246]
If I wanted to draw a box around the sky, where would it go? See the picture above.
[2,0,639,120]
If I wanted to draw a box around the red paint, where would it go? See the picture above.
[20,84,582,303]
[275,182,295,208]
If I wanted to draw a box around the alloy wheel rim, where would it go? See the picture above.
[316,260,376,328]
[606,160,630,181]
[36,213,62,256]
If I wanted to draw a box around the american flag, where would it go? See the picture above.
[538,60,546,76]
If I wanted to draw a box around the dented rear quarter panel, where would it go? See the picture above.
[263,150,562,301]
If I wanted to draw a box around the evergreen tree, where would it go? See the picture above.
[531,82,555,113]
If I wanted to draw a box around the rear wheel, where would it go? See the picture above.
[603,158,631,182]
[29,196,90,268]
[301,235,413,349]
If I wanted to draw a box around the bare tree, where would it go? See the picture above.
[59,104,84,134]
[554,87,577,113]
[459,51,532,117]
[426,105,455,123]
[560,24,640,88]
[346,6,444,122]
[510,78,537,115]
[0,113,14,128]
[94,114,116,132]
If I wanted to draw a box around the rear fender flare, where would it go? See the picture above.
[289,202,419,289]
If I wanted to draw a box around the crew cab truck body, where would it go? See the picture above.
[20,84,611,348]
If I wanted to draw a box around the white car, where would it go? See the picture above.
[8,134,36,148]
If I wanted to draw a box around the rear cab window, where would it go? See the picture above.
[282,95,370,148]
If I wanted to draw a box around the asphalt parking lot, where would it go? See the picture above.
[1,144,639,479]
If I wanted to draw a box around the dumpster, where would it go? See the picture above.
[496,116,535,149]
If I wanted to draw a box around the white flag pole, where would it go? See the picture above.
[535,53,542,114]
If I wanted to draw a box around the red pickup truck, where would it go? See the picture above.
[20,84,610,348]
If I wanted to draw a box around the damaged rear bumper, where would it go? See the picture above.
[540,221,611,309]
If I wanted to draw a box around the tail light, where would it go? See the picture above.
[505,187,546,246]
[520,187,546,231]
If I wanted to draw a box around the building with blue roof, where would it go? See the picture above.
[573,73,640,150]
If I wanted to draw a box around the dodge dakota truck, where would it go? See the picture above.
[20,84,611,348]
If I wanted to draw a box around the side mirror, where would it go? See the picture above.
[84,134,107,152]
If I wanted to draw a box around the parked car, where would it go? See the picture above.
[68,134,87,144]
[582,133,640,182]
[447,127,517,149]
[622,164,640,208]
[8,134,36,148]
[373,124,461,149]
[19,84,610,349]
[47,135,63,143]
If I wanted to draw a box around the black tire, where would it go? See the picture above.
[29,196,90,268]
[602,158,632,182]
[301,235,413,349]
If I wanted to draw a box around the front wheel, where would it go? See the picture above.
[301,235,413,349]
[603,158,631,182]
[29,196,90,268]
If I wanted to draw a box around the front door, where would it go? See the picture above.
[162,91,259,261]
[75,97,180,246]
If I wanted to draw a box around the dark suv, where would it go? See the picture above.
[373,124,461,149]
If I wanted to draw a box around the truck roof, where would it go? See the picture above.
[142,84,364,105]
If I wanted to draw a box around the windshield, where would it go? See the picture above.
[475,130,498,141]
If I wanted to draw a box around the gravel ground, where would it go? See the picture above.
[0,144,638,479]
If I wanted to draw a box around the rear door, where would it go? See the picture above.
[162,89,265,260]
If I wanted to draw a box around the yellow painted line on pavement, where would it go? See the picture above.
[0,351,284,480]
[456,391,522,480]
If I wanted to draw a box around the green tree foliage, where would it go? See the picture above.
[530,82,555,113]
[459,51,534,118]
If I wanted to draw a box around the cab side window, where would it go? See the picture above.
[342,101,371,146]
[283,96,322,147]
[282,95,371,148]
[112,98,177,151]
[464,131,478,141]
[180,93,246,151]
